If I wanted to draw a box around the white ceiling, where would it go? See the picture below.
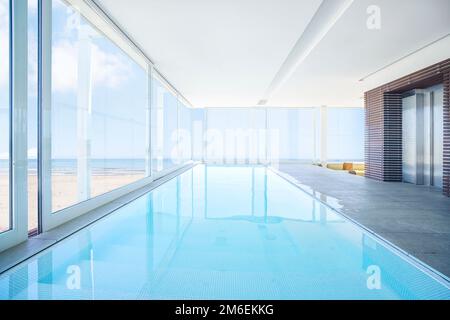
[96,0,450,108]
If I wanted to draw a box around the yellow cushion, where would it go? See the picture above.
[353,163,365,171]
[327,163,344,170]
[343,162,353,171]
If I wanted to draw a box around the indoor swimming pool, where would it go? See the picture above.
[0,165,449,300]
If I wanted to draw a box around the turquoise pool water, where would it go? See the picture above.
[0,165,449,300]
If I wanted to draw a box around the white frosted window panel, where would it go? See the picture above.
[205,108,266,164]
[249,109,267,163]
[151,77,165,174]
[163,90,179,168]
[327,107,364,161]
[179,101,192,162]
[267,108,315,161]
[297,108,316,160]
[191,109,204,161]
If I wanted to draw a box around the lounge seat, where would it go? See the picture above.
[352,163,365,171]
[326,163,344,170]
[326,162,365,177]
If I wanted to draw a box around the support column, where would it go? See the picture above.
[319,105,328,165]
[264,108,268,165]
[313,107,318,163]
[156,84,164,172]
[443,71,450,196]
[145,66,153,177]
[383,93,403,182]
[203,109,208,162]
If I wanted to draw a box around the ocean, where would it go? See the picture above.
[0,159,183,175]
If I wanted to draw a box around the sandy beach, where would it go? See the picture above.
[1,172,145,233]
[0,172,10,233]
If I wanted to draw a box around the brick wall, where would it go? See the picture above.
[444,71,450,196]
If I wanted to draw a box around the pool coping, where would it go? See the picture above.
[268,165,450,288]
[0,162,198,275]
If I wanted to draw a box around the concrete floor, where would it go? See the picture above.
[277,163,450,278]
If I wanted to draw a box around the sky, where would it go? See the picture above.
[0,0,150,161]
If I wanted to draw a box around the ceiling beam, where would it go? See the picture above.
[258,0,354,106]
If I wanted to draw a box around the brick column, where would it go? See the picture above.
[383,93,403,182]
[443,70,450,196]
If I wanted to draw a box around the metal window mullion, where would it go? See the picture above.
[146,65,153,177]
[8,0,13,232]
[38,0,53,233]
[178,94,183,164]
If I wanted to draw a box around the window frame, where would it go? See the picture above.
[0,0,29,252]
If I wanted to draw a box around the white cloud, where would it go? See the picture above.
[0,0,6,17]
[52,39,131,93]
[0,0,131,94]
[91,45,131,88]
[28,148,37,159]
[28,0,38,12]
[52,41,78,92]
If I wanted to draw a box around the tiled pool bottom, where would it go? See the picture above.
[0,165,449,300]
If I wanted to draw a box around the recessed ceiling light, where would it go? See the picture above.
[257,99,268,106]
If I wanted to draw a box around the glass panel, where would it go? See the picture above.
[204,108,267,164]
[327,107,364,161]
[267,109,291,161]
[151,76,179,174]
[205,108,266,164]
[191,108,204,161]
[200,107,318,164]
[51,0,148,213]
[151,76,164,174]
[250,109,267,163]
[163,89,179,170]
[178,100,192,163]
[267,108,316,162]
[206,109,247,163]
[0,0,10,232]
[297,108,316,160]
